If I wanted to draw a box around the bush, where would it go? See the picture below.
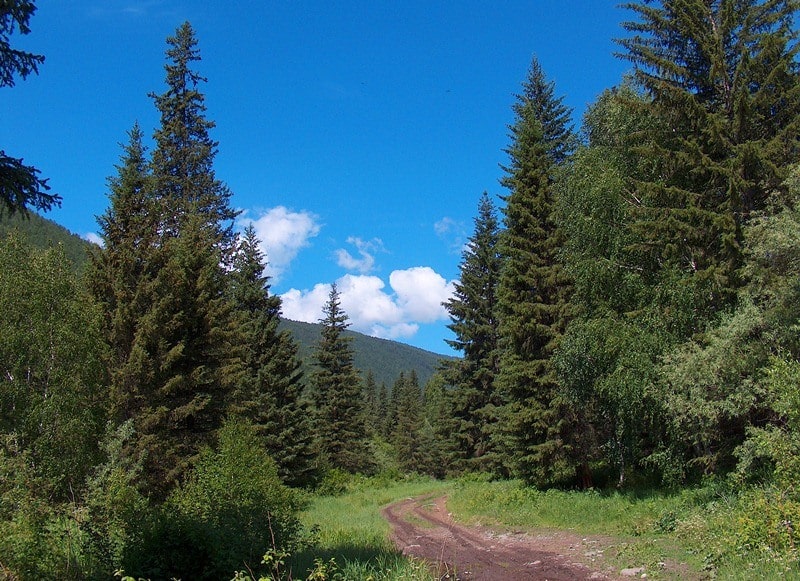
[130,419,303,580]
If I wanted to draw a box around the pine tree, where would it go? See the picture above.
[230,225,318,486]
[495,57,576,486]
[443,192,503,473]
[312,283,371,473]
[616,0,800,311]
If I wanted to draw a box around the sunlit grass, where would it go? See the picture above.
[287,476,450,580]
[447,479,704,578]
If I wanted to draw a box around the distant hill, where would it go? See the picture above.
[0,211,94,271]
[0,211,454,387]
[279,319,452,388]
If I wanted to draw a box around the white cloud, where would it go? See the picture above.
[83,232,104,247]
[280,283,331,323]
[334,237,385,273]
[390,266,455,322]
[279,267,455,343]
[241,206,321,281]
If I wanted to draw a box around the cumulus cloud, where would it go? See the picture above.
[334,237,385,273]
[279,267,455,342]
[241,206,321,281]
[390,266,455,322]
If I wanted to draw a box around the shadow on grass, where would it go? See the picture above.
[287,542,405,578]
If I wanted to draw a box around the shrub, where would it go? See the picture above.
[131,419,302,580]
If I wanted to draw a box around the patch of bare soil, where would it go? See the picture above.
[383,495,627,580]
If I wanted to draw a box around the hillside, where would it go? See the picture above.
[0,211,452,387]
[0,210,93,271]
[279,318,451,389]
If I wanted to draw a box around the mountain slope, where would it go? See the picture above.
[0,211,94,271]
[279,319,451,388]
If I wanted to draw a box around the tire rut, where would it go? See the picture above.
[383,495,618,580]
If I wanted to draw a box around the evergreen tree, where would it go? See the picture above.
[312,284,371,473]
[230,225,318,486]
[0,1,60,216]
[376,381,390,439]
[495,57,576,486]
[617,0,800,311]
[443,192,503,473]
[88,123,156,425]
[91,23,241,497]
[392,371,424,474]
[362,370,379,436]
[149,21,238,256]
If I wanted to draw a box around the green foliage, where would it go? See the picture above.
[442,192,503,474]
[617,0,800,309]
[495,57,576,487]
[0,234,106,499]
[131,419,302,580]
[79,421,150,576]
[312,284,372,474]
[230,225,319,487]
[90,25,243,499]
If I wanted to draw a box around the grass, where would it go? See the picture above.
[286,476,450,580]
[276,474,799,580]
[447,478,800,579]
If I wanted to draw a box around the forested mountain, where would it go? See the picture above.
[0,210,93,270]
[281,318,449,388]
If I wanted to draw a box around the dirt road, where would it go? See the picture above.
[382,495,625,580]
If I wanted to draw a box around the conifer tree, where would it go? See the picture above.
[88,123,156,425]
[230,225,318,486]
[92,23,241,497]
[0,1,60,216]
[495,57,576,486]
[312,284,371,473]
[617,0,800,311]
[149,21,238,256]
[392,371,425,473]
[443,192,503,472]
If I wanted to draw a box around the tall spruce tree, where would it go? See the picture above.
[312,284,371,473]
[230,225,318,487]
[88,123,156,425]
[443,192,503,473]
[616,0,800,312]
[495,57,577,486]
[149,21,238,255]
[92,23,241,497]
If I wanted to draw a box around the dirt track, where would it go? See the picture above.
[382,495,624,580]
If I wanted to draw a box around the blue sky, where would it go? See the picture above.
[2,1,630,355]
